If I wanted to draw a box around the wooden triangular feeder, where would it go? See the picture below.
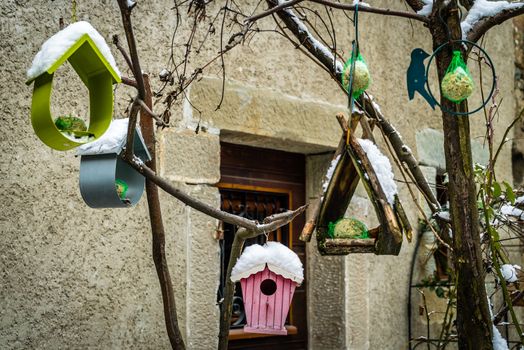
[301,112,412,255]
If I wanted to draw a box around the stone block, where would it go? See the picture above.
[416,128,489,171]
[188,77,344,153]
[160,129,220,184]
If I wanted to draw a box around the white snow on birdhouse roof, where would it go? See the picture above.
[27,21,121,81]
[357,138,398,205]
[77,118,130,155]
[231,241,303,284]
[461,0,524,40]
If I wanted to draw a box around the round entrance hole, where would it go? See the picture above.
[260,279,277,296]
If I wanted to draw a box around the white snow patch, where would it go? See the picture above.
[77,118,129,155]
[62,132,95,143]
[352,0,370,7]
[27,21,120,81]
[418,0,434,16]
[352,104,364,114]
[488,295,509,350]
[357,139,398,205]
[231,241,303,284]
[461,0,524,40]
[367,93,383,115]
[126,0,136,8]
[500,264,520,283]
[436,210,450,221]
[500,204,524,220]
[516,195,524,205]
[493,326,509,350]
[322,155,341,193]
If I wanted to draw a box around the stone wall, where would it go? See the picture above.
[0,1,518,349]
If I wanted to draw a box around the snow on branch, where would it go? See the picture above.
[463,0,524,42]
[357,139,398,205]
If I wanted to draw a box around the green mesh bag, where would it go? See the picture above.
[328,218,369,239]
[115,179,129,200]
[342,52,371,99]
[441,51,474,103]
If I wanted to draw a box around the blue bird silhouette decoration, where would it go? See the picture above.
[407,48,436,110]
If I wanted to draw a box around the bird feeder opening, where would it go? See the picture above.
[260,279,277,296]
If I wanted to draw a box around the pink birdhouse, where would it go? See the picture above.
[230,241,304,335]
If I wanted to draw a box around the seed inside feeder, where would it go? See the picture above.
[115,178,130,204]
[55,115,95,140]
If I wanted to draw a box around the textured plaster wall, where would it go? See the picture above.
[0,0,518,350]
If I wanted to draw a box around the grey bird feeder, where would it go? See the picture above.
[79,129,151,208]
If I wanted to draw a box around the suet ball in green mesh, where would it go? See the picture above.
[328,218,369,239]
[342,53,371,99]
[441,51,474,103]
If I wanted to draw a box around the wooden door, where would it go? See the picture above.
[218,142,307,350]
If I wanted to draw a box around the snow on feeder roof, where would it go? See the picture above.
[231,242,303,284]
[26,21,120,83]
[357,138,398,205]
[77,118,148,157]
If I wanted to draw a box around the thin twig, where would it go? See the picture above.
[113,34,135,73]
[137,98,169,127]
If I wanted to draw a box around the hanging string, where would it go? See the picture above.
[346,1,360,144]
[71,0,78,22]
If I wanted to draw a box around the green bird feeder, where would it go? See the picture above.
[26,31,121,151]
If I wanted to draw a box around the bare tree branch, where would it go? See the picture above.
[136,97,169,127]
[250,0,430,24]
[126,155,307,233]
[140,74,186,350]
[113,34,135,73]
[116,3,186,349]
[116,0,147,159]
[121,76,138,87]
[267,0,440,212]
[466,4,524,43]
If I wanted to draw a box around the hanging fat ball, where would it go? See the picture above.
[342,53,371,99]
[54,115,94,138]
[328,218,369,239]
[441,51,474,103]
